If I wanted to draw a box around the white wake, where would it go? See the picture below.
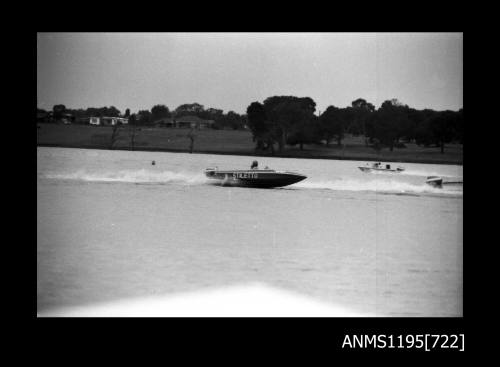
[44,169,207,185]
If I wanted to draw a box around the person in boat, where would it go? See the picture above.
[251,160,258,169]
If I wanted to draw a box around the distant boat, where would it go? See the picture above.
[358,162,405,173]
[426,176,463,188]
[205,167,307,188]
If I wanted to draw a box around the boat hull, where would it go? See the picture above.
[205,169,306,188]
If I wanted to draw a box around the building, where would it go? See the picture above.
[89,116,129,126]
[89,117,100,125]
[176,115,214,129]
[154,115,215,129]
[154,117,176,128]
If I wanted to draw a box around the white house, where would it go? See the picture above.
[89,117,100,125]
[89,117,129,126]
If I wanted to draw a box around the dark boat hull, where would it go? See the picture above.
[205,169,306,188]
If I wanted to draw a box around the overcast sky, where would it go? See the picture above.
[37,32,462,115]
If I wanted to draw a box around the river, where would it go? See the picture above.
[37,147,463,316]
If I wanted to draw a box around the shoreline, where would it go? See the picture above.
[37,143,463,166]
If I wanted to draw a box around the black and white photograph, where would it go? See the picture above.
[37,32,463,318]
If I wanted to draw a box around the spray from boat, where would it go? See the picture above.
[41,159,461,196]
[43,169,208,185]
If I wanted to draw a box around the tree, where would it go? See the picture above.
[350,98,375,144]
[64,108,86,121]
[246,101,271,152]
[52,104,66,121]
[262,96,316,152]
[369,99,412,151]
[85,107,100,117]
[455,108,464,144]
[428,110,458,154]
[128,114,137,125]
[318,106,349,146]
[263,96,295,151]
[406,108,425,143]
[137,110,152,125]
[246,96,317,153]
[151,104,171,122]
[287,114,320,150]
[174,103,205,117]
[104,106,121,117]
[414,119,433,147]
[37,108,49,124]
[215,111,245,130]
[351,98,375,110]
[83,106,120,118]
[199,107,223,121]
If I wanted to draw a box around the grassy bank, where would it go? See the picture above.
[37,124,463,165]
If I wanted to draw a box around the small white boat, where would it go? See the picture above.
[358,162,405,173]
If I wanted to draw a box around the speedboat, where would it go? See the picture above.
[426,176,463,188]
[358,162,405,173]
[205,167,307,188]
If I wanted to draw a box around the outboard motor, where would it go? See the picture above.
[205,167,216,177]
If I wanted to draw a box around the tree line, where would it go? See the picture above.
[38,96,463,154]
[246,96,463,154]
[38,103,247,130]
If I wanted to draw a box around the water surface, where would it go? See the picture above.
[37,147,463,316]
